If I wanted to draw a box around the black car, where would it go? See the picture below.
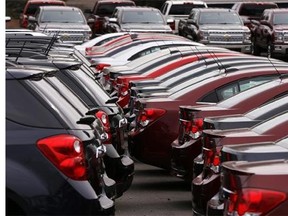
[6,65,115,215]
[7,53,134,198]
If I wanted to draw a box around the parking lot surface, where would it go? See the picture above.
[116,160,193,216]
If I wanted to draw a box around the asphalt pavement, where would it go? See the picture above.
[115,160,193,216]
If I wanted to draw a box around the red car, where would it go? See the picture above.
[171,91,288,182]
[192,109,288,216]
[19,0,66,28]
[128,64,288,169]
[222,159,288,216]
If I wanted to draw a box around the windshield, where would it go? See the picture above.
[40,9,85,23]
[273,13,288,25]
[199,11,242,25]
[169,4,206,15]
[121,10,165,24]
[26,3,65,15]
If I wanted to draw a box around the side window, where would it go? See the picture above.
[188,10,196,20]
[6,80,62,128]
[200,75,278,103]
[111,8,118,19]
[161,3,168,15]
[128,47,161,61]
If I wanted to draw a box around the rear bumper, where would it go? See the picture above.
[171,138,203,180]
[192,172,221,216]
[104,155,134,198]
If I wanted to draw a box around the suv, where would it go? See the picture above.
[251,8,288,58]
[28,6,93,44]
[6,65,114,215]
[232,1,278,30]
[85,0,136,37]
[104,6,173,34]
[178,8,252,53]
[160,0,208,34]
[19,0,66,28]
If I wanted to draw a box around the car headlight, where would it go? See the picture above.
[200,30,209,41]
[244,30,251,42]
[274,31,284,42]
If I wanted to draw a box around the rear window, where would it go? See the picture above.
[26,2,65,15]
[96,2,135,16]
[6,79,63,128]
[169,4,206,15]
[238,3,278,17]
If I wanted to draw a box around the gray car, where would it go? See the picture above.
[28,6,93,44]
[105,6,173,34]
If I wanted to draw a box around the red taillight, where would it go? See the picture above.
[37,134,87,180]
[202,135,222,172]
[94,19,102,32]
[228,188,286,216]
[95,110,112,144]
[169,21,176,30]
[95,63,111,72]
[138,108,166,127]
[185,117,203,139]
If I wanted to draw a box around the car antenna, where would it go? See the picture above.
[206,48,227,73]
[44,33,58,55]
[15,40,27,62]
[267,55,282,78]
[193,46,208,67]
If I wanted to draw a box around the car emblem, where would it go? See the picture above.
[60,33,70,40]
[223,34,231,41]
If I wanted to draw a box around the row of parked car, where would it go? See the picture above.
[6,1,288,215]
[76,32,288,215]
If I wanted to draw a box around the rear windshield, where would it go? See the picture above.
[96,2,135,16]
[26,2,65,15]
[238,4,278,17]
[169,4,206,15]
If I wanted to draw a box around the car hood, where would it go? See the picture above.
[200,25,247,31]
[39,23,90,31]
[274,25,288,31]
[121,23,172,32]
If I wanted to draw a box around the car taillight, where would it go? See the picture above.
[22,18,28,28]
[182,117,203,140]
[37,134,87,180]
[169,20,175,30]
[95,63,111,72]
[137,108,166,127]
[94,19,102,32]
[119,84,129,97]
[227,188,286,216]
[96,110,112,144]
[202,134,222,173]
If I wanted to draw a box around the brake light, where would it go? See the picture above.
[138,108,166,127]
[202,134,222,173]
[169,20,176,30]
[95,110,112,144]
[119,84,129,97]
[37,134,87,180]
[185,117,203,139]
[227,188,286,216]
[95,63,111,72]
[94,19,102,32]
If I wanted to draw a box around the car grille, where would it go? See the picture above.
[46,30,86,43]
[208,31,244,43]
[284,31,288,43]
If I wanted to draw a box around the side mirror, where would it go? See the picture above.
[260,20,270,26]
[109,17,117,23]
[87,18,95,24]
[250,19,260,25]
[28,16,37,23]
[5,16,11,22]
[167,18,174,24]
